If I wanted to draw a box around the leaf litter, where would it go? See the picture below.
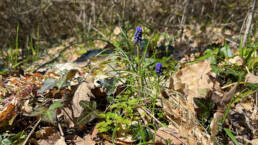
[0,29,257,145]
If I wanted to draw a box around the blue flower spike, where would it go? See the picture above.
[134,26,142,44]
[155,63,163,76]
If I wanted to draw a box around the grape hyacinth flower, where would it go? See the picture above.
[155,63,163,76]
[134,26,142,44]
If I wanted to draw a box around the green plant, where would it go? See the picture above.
[29,101,63,122]
[0,23,45,75]
[0,131,26,145]
[131,124,153,145]
[29,26,41,61]
[224,128,240,145]
[37,69,78,94]
[77,101,99,125]
[194,98,215,126]
[4,24,21,69]
[97,91,140,133]
[95,26,172,144]
[222,88,256,124]
[14,24,19,65]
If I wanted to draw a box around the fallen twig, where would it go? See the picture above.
[22,117,41,145]
[58,122,64,137]
[147,126,186,145]
[141,107,163,127]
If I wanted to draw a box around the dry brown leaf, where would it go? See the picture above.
[158,89,201,133]
[103,141,113,145]
[74,135,95,145]
[251,138,258,145]
[178,125,210,145]
[62,106,75,127]
[245,73,258,84]
[99,133,134,145]
[0,104,16,123]
[62,77,95,127]
[161,88,211,145]
[157,90,210,145]
[113,26,121,35]
[179,126,197,145]
[211,91,223,105]
[116,135,134,144]
[94,40,106,49]
[22,100,33,114]
[228,56,243,66]
[160,98,187,123]
[170,71,184,91]
[210,84,237,144]
[54,137,67,145]
[38,132,60,145]
[155,126,183,145]
[191,126,211,145]
[170,60,217,113]
[52,63,81,74]
[214,38,225,45]
[38,140,53,145]
[235,103,253,114]
[0,97,17,126]
[35,127,55,139]
[220,83,237,107]
[91,125,99,139]
[74,136,84,145]
[72,82,94,118]
[172,60,214,97]
[210,112,224,143]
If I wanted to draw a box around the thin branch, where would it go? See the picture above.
[241,0,256,48]
[22,117,41,145]
[179,0,189,43]
[58,122,64,137]
[141,107,163,126]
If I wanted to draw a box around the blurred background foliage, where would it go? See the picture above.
[0,0,256,55]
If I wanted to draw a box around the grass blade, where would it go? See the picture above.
[224,128,240,145]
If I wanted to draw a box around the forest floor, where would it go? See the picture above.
[0,24,257,145]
